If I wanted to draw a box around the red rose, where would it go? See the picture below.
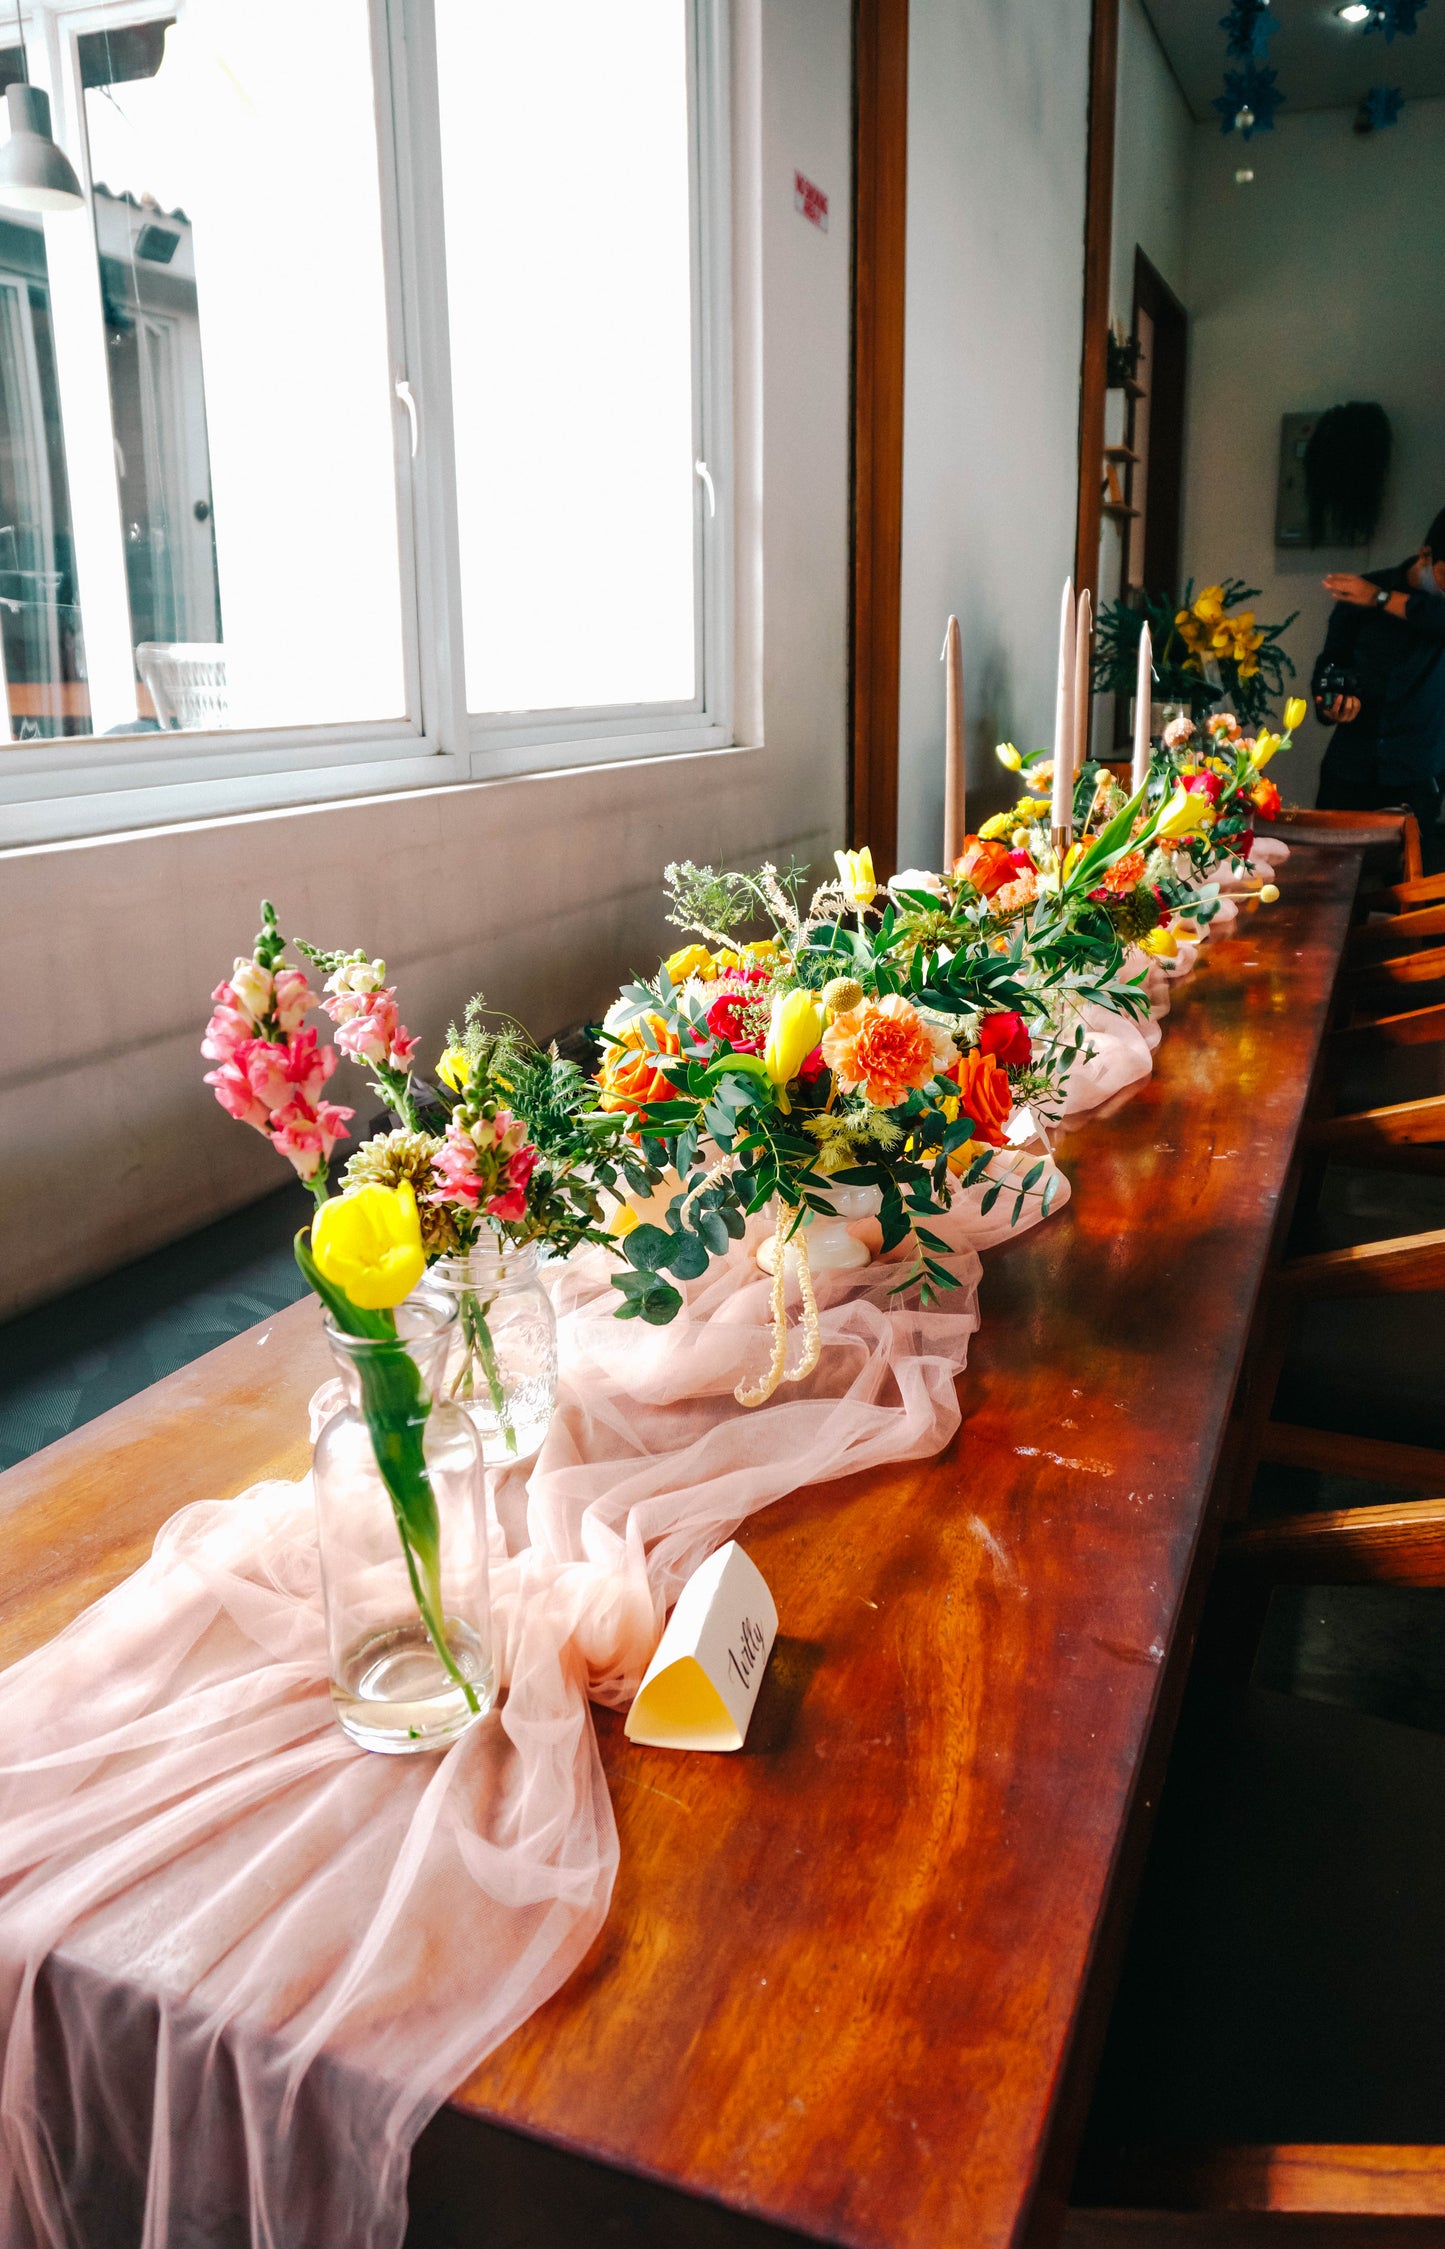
[1185,769,1222,803]
[977,1011,1031,1069]
[704,974,768,1053]
[1007,848,1034,871]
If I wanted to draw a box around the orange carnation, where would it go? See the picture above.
[1100,848,1147,896]
[952,834,1016,899]
[596,1016,682,1115]
[954,1048,1013,1148]
[822,993,957,1108]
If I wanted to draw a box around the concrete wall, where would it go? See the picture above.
[894,0,1092,870]
[0,0,853,1318]
[1181,97,1445,801]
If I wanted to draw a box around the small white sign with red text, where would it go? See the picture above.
[794,171,828,231]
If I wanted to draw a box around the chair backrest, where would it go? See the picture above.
[135,642,228,731]
[1279,804,1423,882]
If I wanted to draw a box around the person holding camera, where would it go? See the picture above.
[1313,506,1445,845]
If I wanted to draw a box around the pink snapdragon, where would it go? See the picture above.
[234,1026,338,1114]
[429,1108,540,1227]
[204,1055,270,1129]
[323,957,418,1072]
[202,926,349,1187]
[431,1116,485,1209]
[267,1096,354,1181]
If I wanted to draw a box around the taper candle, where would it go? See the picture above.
[1051,577,1075,837]
[1073,586,1093,778]
[1132,621,1153,796]
[942,615,964,868]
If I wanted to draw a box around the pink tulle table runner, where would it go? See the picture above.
[0,886,1267,2248]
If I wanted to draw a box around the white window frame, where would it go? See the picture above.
[0,0,732,846]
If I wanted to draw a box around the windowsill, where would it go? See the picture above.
[0,732,760,854]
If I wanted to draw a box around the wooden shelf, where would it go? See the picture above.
[1101,500,1141,521]
[1103,444,1139,465]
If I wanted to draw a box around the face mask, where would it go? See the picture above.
[1417,558,1444,597]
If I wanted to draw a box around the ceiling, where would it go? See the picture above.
[1142,0,1445,119]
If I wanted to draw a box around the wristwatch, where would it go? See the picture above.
[1376,586,1392,608]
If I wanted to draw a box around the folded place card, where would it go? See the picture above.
[624,1541,778,1752]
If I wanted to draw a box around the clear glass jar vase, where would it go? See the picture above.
[425,1242,558,1465]
[313,1297,495,1754]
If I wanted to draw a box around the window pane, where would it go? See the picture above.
[0,45,86,744]
[437,0,698,716]
[79,0,404,733]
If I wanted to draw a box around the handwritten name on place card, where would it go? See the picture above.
[624,1542,778,1753]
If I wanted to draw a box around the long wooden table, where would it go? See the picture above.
[0,846,1360,2249]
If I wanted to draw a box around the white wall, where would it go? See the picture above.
[0,0,853,1319]
[895,0,1092,870]
[1182,98,1445,801]
[1109,0,1191,321]
[1097,0,1192,641]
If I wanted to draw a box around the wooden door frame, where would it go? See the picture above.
[1074,0,1120,606]
[848,0,908,873]
[1130,246,1188,600]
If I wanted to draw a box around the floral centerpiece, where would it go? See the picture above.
[1093,579,1298,727]
[200,907,662,1739]
[593,801,1196,1402]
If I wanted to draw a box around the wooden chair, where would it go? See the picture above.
[1066,1498,1445,2245]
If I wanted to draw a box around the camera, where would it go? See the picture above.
[1313,661,1359,722]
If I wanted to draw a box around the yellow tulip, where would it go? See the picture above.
[1155,787,1214,842]
[311,1181,426,1311]
[1061,841,1083,881]
[436,1046,471,1094]
[1251,731,1280,769]
[664,943,716,985]
[995,741,1023,773]
[1283,697,1307,733]
[834,846,878,909]
[978,811,1014,840]
[764,989,826,1094]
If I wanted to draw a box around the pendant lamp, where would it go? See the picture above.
[0,3,83,214]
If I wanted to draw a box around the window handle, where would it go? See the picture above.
[395,377,419,459]
[694,457,716,518]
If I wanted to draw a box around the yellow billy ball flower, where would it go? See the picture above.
[764,988,827,1090]
[834,846,878,909]
[1141,926,1179,959]
[311,1180,427,1310]
[1283,697,1307,734]
[1258,882,1280,905]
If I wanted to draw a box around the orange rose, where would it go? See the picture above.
[1250,777,1281,820]
[952,834,1016,899]
[822,994,957,1108]
[596,1016,682,1115]
[954,1048,1012,1148]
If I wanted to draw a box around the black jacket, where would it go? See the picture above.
[1312,561,1445,785]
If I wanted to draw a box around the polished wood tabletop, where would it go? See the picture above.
[0,846,1360,2249]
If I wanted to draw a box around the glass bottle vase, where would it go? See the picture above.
[426,1242,558,1465]
[312,1297,496,1754]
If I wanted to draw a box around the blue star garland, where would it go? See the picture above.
[1364,0,1427,37]
[1219,1,1278,60]
[1212,62,1285,136]
[1362,83,1405,125]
